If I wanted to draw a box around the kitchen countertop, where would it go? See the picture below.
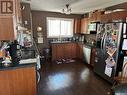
[0,63,36,71]
[50,41,84,44]
[50,41,96,48]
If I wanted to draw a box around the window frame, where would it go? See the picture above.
[47,17,74,38]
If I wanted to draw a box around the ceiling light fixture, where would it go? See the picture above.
[62,4,72,14]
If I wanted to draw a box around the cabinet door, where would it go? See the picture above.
[100,14,112,23]
[74,19,81,34]
[56,44,64,60]
[52,44,57,61]
[96,12,102,22]
[76,44,83,60]
[89,13,97,22]
[81,18,85,33]
[81,18,89,34]
[112,11,127,21]
[76,44,80,59]
[71,43,76,58]
[79,44,83,60]
[0,67,37,95]
[0,16,16,40]
[64,44,72,59]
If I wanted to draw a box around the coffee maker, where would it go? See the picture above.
[8,41,21,65]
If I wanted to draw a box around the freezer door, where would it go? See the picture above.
[94,48,105,75]
[96,24,105,48]
[94,48,114,83]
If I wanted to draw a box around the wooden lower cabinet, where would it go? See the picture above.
[64,44,72,59]
[52,43,77,61]
[77,44,83,60]
[71,44,77,58]
[52,44,58,61]
[56,44,65,59]
[0,66,37,95]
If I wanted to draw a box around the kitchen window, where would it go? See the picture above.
[47,17,74,38]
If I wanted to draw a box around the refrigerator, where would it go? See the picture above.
[94,22,126,83]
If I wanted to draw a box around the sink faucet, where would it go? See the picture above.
[58,36,62,42]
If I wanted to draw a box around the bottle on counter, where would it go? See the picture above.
[2,51,12,67]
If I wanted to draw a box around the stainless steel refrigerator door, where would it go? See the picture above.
[103,23,123,78]
[94,23,123,83]
[94,48,105,75]
[96,24,105,48]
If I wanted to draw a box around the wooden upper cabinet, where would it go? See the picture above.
[89,11,103,22]
[111,11,127,21]
[21,3,31,30]
[74,18,81,34]
[101,11,127,23]
[89,13,97,22]
[96,12,102,22]
[0,16,17,40]
[81,18,89,34]
[100,13,112,23]
[0,0,21,40]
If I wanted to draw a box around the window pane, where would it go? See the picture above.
[48,19,60,37]
[47,17,73,38]
[61,20,72,36]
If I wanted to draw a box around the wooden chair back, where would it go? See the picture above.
[121,62,127,81]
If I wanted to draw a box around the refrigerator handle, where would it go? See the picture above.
[101,32,106,50]
[103,32,107,53]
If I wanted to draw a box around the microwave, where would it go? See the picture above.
[88,23,98,34]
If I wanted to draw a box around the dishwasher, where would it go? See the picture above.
[83,45,91,64]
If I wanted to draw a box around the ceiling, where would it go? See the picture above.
[22,0,127,14]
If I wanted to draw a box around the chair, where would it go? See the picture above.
[111,62,127,95]
[114,62,127,84]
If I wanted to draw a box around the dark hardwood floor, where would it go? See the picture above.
[38,61,111,95]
